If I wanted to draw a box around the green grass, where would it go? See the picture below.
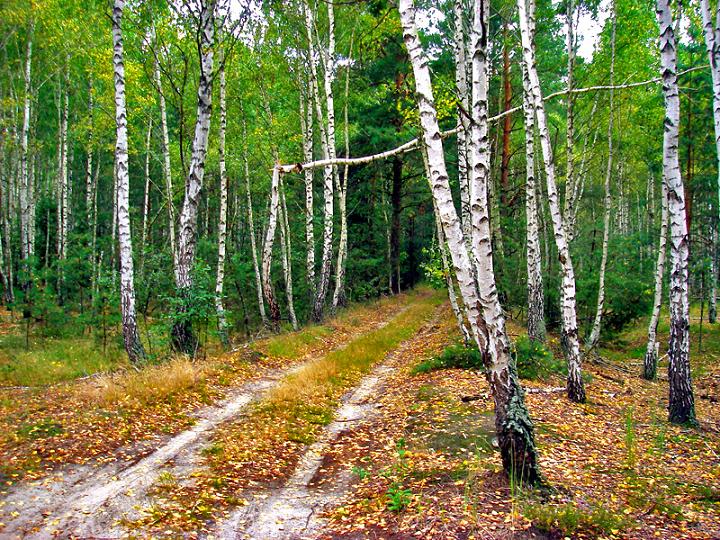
[0,336,126,386]
[261,325,333,358]
[522,500,634,536]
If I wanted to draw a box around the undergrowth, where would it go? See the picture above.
[413,336,563,380]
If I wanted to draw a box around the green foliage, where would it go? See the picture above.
[412,343,483,374]
[513,336,565,380]
[522,501,633,537]
[419,246,446,290]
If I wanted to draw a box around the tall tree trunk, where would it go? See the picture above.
[140,117,153,271]
[563,0,577,241]
[171,0,217,354]
[261,166,282,326]
[587,0,616,351]
[112,0,146,364]
[278,176,298,330]
[518,0,586,403]
[499,24,512,207]
[400,0,541,485]
[299,84,316,300]
[656,0,696,424]
[242,112,267,325]
[644,177,669,380]
[310,0,338,322]
[332,35,354,310]
[19,20,34,314]
[86,79,94,223]
[215,60,229,345]
[700,0,720,324]
[454,0,471,239]
[522,60,545,342]
[155,56,177,265]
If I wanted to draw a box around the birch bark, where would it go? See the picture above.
[454,0,471,239]
[154,56,177,265]
[279,176,298,330]
[518,0,586,402]
[171,0,217,353]
[656,0,696,424]
[400,0,541,485]
[522,59,545,342]
[644,177,668,380]
[700,0,720,219]
[215,61,229,345]
[261,166,282,326]
[242,113,267,324]
[311,0,338,321]
[19,20,33,308]
[332,34,354,310]
[587,0,616,351]
[112,0,146,363]
[299,84,316,299]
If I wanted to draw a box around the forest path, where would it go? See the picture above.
[212,306,446,540]
[0,298,414,539]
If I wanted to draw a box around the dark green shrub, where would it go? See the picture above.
[412,343,483,374]
[513,336,565,380]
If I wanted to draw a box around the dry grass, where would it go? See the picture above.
[82,357,204,406]
[268,291,441,406]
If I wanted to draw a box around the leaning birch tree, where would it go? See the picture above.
[656,0,696,424]
[112,0,146,364]
[400,0,541,484]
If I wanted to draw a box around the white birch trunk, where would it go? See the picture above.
[656,0,696,424]
[311,0,337,322]
[215,61,229,344]
[644,176,668,380]
[19,20,33,306]
[299,84,316,299]
[112,0,145,363]
[155,57,177,266]
[261,166,282,326]
[587,0,616,351]
[242,113,267,325]
[563,0,577,240]
[86,80,94,222]
[279,176,298,330]
[522,59,545,343]
[518,0,586,402]
[141,117,153,256]
[454,0,471,239]
[332,36,354,310]
[700,0,720,222]
[171,0,217,353]
[400,0,541,485]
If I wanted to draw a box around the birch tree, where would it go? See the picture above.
[215,60,229,345]
[242,112,267,325]
[400,0,541,485]
[587,0,617,351]
[19,20,33,311]
[656,0,696,424]
[299,84,316,300]
[112,0,146,364]
[454,0,471,239]
[154,54,177,264]
[522,55,545,342]
[261,165,282,326]
[171,0,217,354]
[644,176,668,380]
[518,0,586,403]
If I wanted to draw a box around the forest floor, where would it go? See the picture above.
[0,291,718,539]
